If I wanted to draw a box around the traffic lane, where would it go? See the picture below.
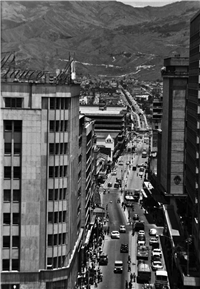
[100,191,129,289]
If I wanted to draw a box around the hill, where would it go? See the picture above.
[1,1,200,81]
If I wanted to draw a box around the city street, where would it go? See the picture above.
[96,137,164,289]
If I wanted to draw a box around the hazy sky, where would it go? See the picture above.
[119,0,182,7]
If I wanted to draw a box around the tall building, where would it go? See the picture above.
[159,55,189,197]
[152,95,163,151]
[0,72,94,288]
[185,10,200,266]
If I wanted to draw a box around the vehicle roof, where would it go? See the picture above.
[155,270,168,276]
[115,260,123,264]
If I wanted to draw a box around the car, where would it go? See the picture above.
[111,171,117,176]
[152,249,162,258]
[138,230,145,236]
[149,228,158,236]
[138,240,146,246]
[99,254,108,265]
[149,237,159,246]
[139,167,145,172]
[119,225,126,233]
[114,183,119,189]
[111,231,120,239]
[107,182,112,188]
[152,261,163,271]
[120,244,129,253]
[137,163,144,168]
[139,171,143,177]
[126,161,130,165]
[114,260,123,273]
[138,234,146,241]
[133,213,139,221]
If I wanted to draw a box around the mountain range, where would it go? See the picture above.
[1,1,200,81]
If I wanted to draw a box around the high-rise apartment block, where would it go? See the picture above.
[0,75,95,288]
[185,10,200,265]
[159,55,189,197]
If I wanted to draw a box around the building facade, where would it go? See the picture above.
[0,77,91,288]
[185,10,200,266]
[159,55,189,197]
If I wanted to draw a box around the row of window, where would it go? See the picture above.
[4,98,23,108]
[49,189,67,201]
[49,143,68,155]
[48,211,66,223]
[2,259,19,271]
[4,143,21,155]
[42,97,69,110]
[49,166,67,178]
[50,121,68,132]
[3,190,20,202]
[3,236,19,248]
[1,285,19,289]
[48,233,66,246]
[47,256,65,269]
[4,167,21,179]
[3,213,20,225]
[4,121,22,132]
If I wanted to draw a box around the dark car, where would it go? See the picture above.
[99,254,108,265]
[107,182,112,188]
[133,213,139,221]
[134,221,145,232]
[114,183,119,189]
[120,244,129,253]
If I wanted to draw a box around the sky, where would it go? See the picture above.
[118,0,182,7]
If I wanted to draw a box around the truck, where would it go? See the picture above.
[155,270,169,289]
[137,245,149,260]
[137,261,151,283]
[142,151,147,158]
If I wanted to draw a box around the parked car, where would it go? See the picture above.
[138,230,145,237]
[111,170,117,176]
[107,182,112,188]
[151,249,162,258]
[114,260,123,273]
[99,254,108,265]
[119,225,126,233]
[149,228,158,236]
[152,260,163,271]
[111,231,120,239]
[114,183,119,189]
[149,237,159,248]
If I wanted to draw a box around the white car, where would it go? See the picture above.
[152,261,163,271]
[111,171,117,176]
[149,228,158,236]
[111,231,120,239]
[152,249,162,258]
[138,230,145,236]
[119,225,126,233]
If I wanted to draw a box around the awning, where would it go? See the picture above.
[141,189,147,198]
[163,205,180,239]
[83,229,92,247]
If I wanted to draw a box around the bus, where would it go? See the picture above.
[124,191,135,207]
[137,261,151,283]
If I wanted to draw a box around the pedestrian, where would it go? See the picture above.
[107,226,110,234]
[133,272,136,282]
[128,264,131,272]
[129,281,132,289]
[130,273,133,281]
[125,280,128,289]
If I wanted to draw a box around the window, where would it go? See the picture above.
[59,212,62,223]
[64,121,68,131]
[5,98,23,108]
[4,121,12,131]
[4,190,11,202]
[64,143,68,154]
[58,234,62,245]
[63,211,66,222]
[12,259,19,271]
[14,143,21,154]
[3,236,10,248]
[54,235,57,246]
[55,167,58,178]
[13,213,19,225]
[13,167,21,179]
[55,189,58,200]
[49,167,54,178]
[49,189,53,201]
[54,212,58,223]
[64,166,67,176]
[63,233,66,244]
[63,188,67,200]
[48,212,53,223]
[48,235,53,246]
[50,121,55,132]
[4,143,11,154]
[12,236,19,247]
[49,143,54,154]
[14,121,22,132]
[3,213,11,225]
[13,190,20,202]
[2,259,10,271]
[4,166,11,179]
[50,98,55,109]
[59,189,62,200]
